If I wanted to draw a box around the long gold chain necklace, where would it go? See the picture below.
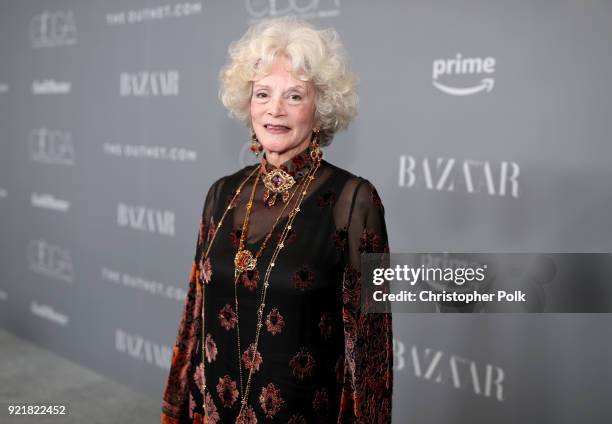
[198,148,321,422]
[233,166,306,398]
[236,159,320,422]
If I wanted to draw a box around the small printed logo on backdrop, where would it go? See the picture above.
[432,53,495,96]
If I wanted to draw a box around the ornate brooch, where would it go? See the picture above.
[262,168,296,207]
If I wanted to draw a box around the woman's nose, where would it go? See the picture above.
[267,96,285,116]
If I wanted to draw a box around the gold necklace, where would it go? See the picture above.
[233,168,305,398]
[232,166,262,275]
[198,146,322,422]
[236,161,320,422]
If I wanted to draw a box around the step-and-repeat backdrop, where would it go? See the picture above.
[1,1,611,422]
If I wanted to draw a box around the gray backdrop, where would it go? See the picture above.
[1,1,611,422]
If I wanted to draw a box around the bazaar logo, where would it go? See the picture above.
[432,53,495,96]
[31,302,69,326]
[398,155,520,198]
[394,340,505,402]
[30,10,77,48]
[106,2,203,25]
[246,0,340,20]
[115,328,173,370]
[28,240,74,283]
[120,71,179,96]
[29,128,75,165]
[117,203,176,236]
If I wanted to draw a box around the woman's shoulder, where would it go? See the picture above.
[322,159,380,197]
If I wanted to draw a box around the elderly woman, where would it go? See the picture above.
[162,17,392,423]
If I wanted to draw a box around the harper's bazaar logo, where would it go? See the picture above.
[29,128,75,165]
[398,155,520,198]
[119,71,179,96]
[30,10,77,48]
[394,340,505,402]
[432,53,495,96]
[28,240,74,283]
[106,2,203,25]
[115,328,172,370]
[246,0,340,20]
[117,203,176,236]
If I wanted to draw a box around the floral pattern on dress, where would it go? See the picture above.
[288,348,316,380]
[199,257,212,285]
[216,374,239,408]
[265,307,285,335]
[236,405,257,424]
[258,383,284,418]
[205,333,217,363]
[239,269,259,291]
[292,266,314,291]
[193,362,205,392]
[203,393,220,424]
[242,343,263,373]
[218,304,237,331]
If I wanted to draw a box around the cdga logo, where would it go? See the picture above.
[30,11,77,48]
[246,0,340,20]
[29,128,75,165]
[432,53,495,96]
[28,240,74,283]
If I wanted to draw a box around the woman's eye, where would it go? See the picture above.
[255,92,268,98]
[289,94,302,101]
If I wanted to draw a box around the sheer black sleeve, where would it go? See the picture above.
[337,178,393,423]
[161,178,224,423]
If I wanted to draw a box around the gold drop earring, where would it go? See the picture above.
[250,130,263,157]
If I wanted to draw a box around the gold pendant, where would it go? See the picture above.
[234,249,257,273]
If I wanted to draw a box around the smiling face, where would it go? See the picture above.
[250,56,317,161]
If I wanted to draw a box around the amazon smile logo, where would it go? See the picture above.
[432,53,495,96]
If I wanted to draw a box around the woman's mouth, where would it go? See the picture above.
[264,124,290,134]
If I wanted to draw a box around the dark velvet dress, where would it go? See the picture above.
[161,147,392,423]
